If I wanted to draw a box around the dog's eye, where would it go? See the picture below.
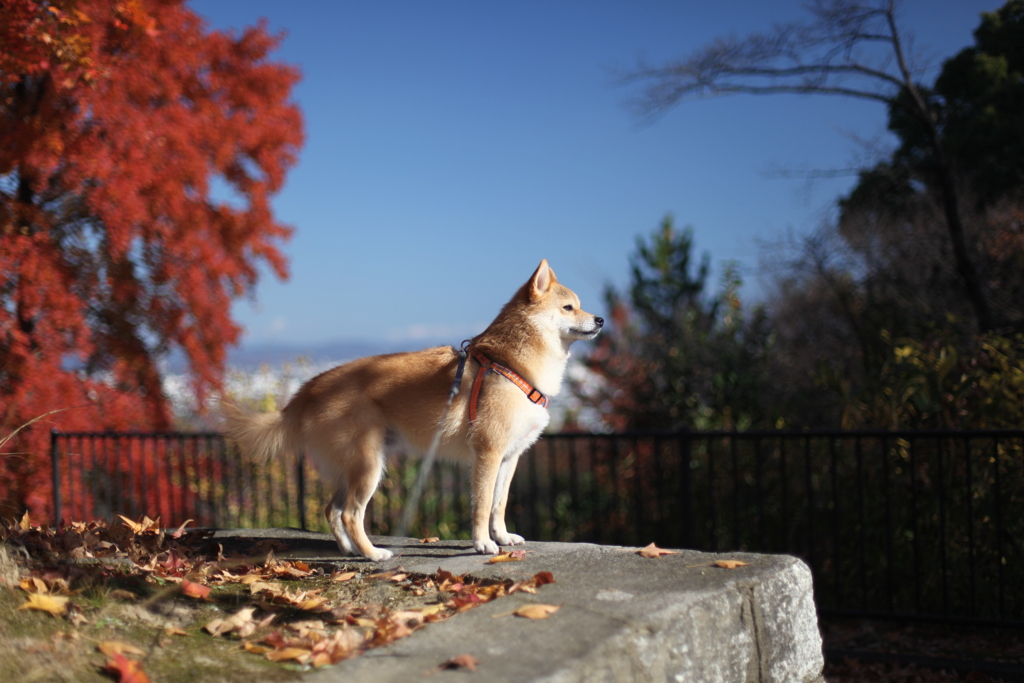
[563,305,574,311]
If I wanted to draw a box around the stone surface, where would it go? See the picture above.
[212,530,825,682]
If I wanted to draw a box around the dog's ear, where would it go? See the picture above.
[528,259,555,301]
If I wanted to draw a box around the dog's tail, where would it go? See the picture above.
[221,401,292,462]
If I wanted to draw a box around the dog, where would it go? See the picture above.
[223,260,603,560]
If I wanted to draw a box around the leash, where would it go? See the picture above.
[396,343,469,538]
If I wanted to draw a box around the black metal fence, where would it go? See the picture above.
[50,428,1024,626]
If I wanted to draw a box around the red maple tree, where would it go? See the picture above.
[0,0,303,519]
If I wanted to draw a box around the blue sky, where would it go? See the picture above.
[188,1,996,351]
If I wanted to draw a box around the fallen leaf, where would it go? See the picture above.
[265,647,311,663]
[68,606,89,626]
[513,604,560,619]
[243,641,273,655]
[419,537,440,543]
[308,627,365,666]
[164,626,189,637]
[205,606,258,638]
[119,515,160,535]
[486,550,526,564]
[102,653,151,683]
[170,519,194,538]
[532,571,555,586]
[19,510,31,530]
[160,549,187,573]
[98,641,148,658]
[331,571,357,582]
[440,653,479,671]
[417,604,446,617]
[19,576,49,594]
[638,543,678,559]
[714,559,749,569]
[181,579,212,600]
[18,593,69,616]
[386,610,426,638]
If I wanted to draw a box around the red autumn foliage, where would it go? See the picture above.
[0,0,303,519]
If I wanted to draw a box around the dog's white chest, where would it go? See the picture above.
[504,403,549,459]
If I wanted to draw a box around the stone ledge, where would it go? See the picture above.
[211,530,824,682]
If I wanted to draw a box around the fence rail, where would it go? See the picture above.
[50,428,1024,626]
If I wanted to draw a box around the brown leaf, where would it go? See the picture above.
[170,519,194,538]
[308,627,366,666]
[204,606,258,638]
[532,571,555,586]
[638,543,678,559]
[19,576,49,594]
[714,559,750,569]
[440,653,479,671]
[513,604,560,619]
[119,515,160,535]
[160,549,187,573]
[486,550,526,564]
[265,647,311,663]
[331,571,357,582]
[19,510,31,530]
[164,626,189,637]
[243,641,273,655]
[102,653,152,683]
[419,536,440,543]
[181,578,212,600]
[18,593,68,616]
[417,604,445,617]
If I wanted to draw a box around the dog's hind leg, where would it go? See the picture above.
[339,442,393,562]
[325,484,356,555]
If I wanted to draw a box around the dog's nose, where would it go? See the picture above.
[594,316,604,327]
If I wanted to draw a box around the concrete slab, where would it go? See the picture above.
[211,530,825,682]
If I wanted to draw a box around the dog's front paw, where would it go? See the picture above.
[365,547,394,562]
[493,532,525,546]
[473,539,501,555]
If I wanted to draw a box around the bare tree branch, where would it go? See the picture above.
[621,0,993,332]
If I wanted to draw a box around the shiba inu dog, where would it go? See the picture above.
[224,260,603,560]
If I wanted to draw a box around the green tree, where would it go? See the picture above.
[581,217,774,430]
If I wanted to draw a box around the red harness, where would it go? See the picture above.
[465,344,548,423]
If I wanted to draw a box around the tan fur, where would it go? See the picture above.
[223,260,602,560]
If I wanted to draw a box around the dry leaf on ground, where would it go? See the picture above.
[205,606,259,638]
[419,537,440,543]
[487,550,526,564]
[714,560,749,569]
[170,519,194,538]
[118,515,161,535]
[18,592,69,616]
[513,604,560,619]
[181,578,212,600]
[638,543,678,558]
[265,646,311,664]
[102,652,152,683]
[331,570,357,582]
